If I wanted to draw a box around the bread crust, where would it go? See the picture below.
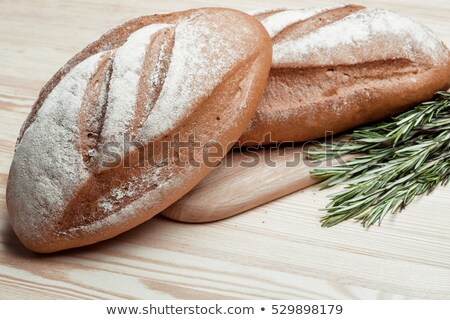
[238,5,450,145]
[6,8,272,253]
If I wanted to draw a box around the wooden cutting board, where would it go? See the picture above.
[162,144,352,223]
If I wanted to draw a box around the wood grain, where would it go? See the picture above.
[1,0,450,299]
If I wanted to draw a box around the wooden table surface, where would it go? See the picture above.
[1,0,450,299]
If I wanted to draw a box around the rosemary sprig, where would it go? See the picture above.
[307,91,450,227]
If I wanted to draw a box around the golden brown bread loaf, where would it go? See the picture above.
[6,8,272,253]
[238,5,450,145]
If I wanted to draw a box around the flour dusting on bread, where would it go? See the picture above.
[8,52,104,242]
[99,24,172,167]
[273,8,448,66]
[138,11,257,143]
[261,6,342,38]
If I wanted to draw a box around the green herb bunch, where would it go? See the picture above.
[307,91,450,227]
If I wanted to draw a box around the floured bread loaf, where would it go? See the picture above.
[238,5,450,145]
[6,8,272,253]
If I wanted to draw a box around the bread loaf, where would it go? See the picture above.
[6,8,272,253]
[238,5,450,145]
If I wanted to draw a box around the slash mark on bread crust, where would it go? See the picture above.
[253,8,286,21]
[131,27,175,138]
[272,5,365,43]
[78,52,113,167]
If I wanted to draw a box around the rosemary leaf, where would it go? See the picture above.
[307,91,450,227]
